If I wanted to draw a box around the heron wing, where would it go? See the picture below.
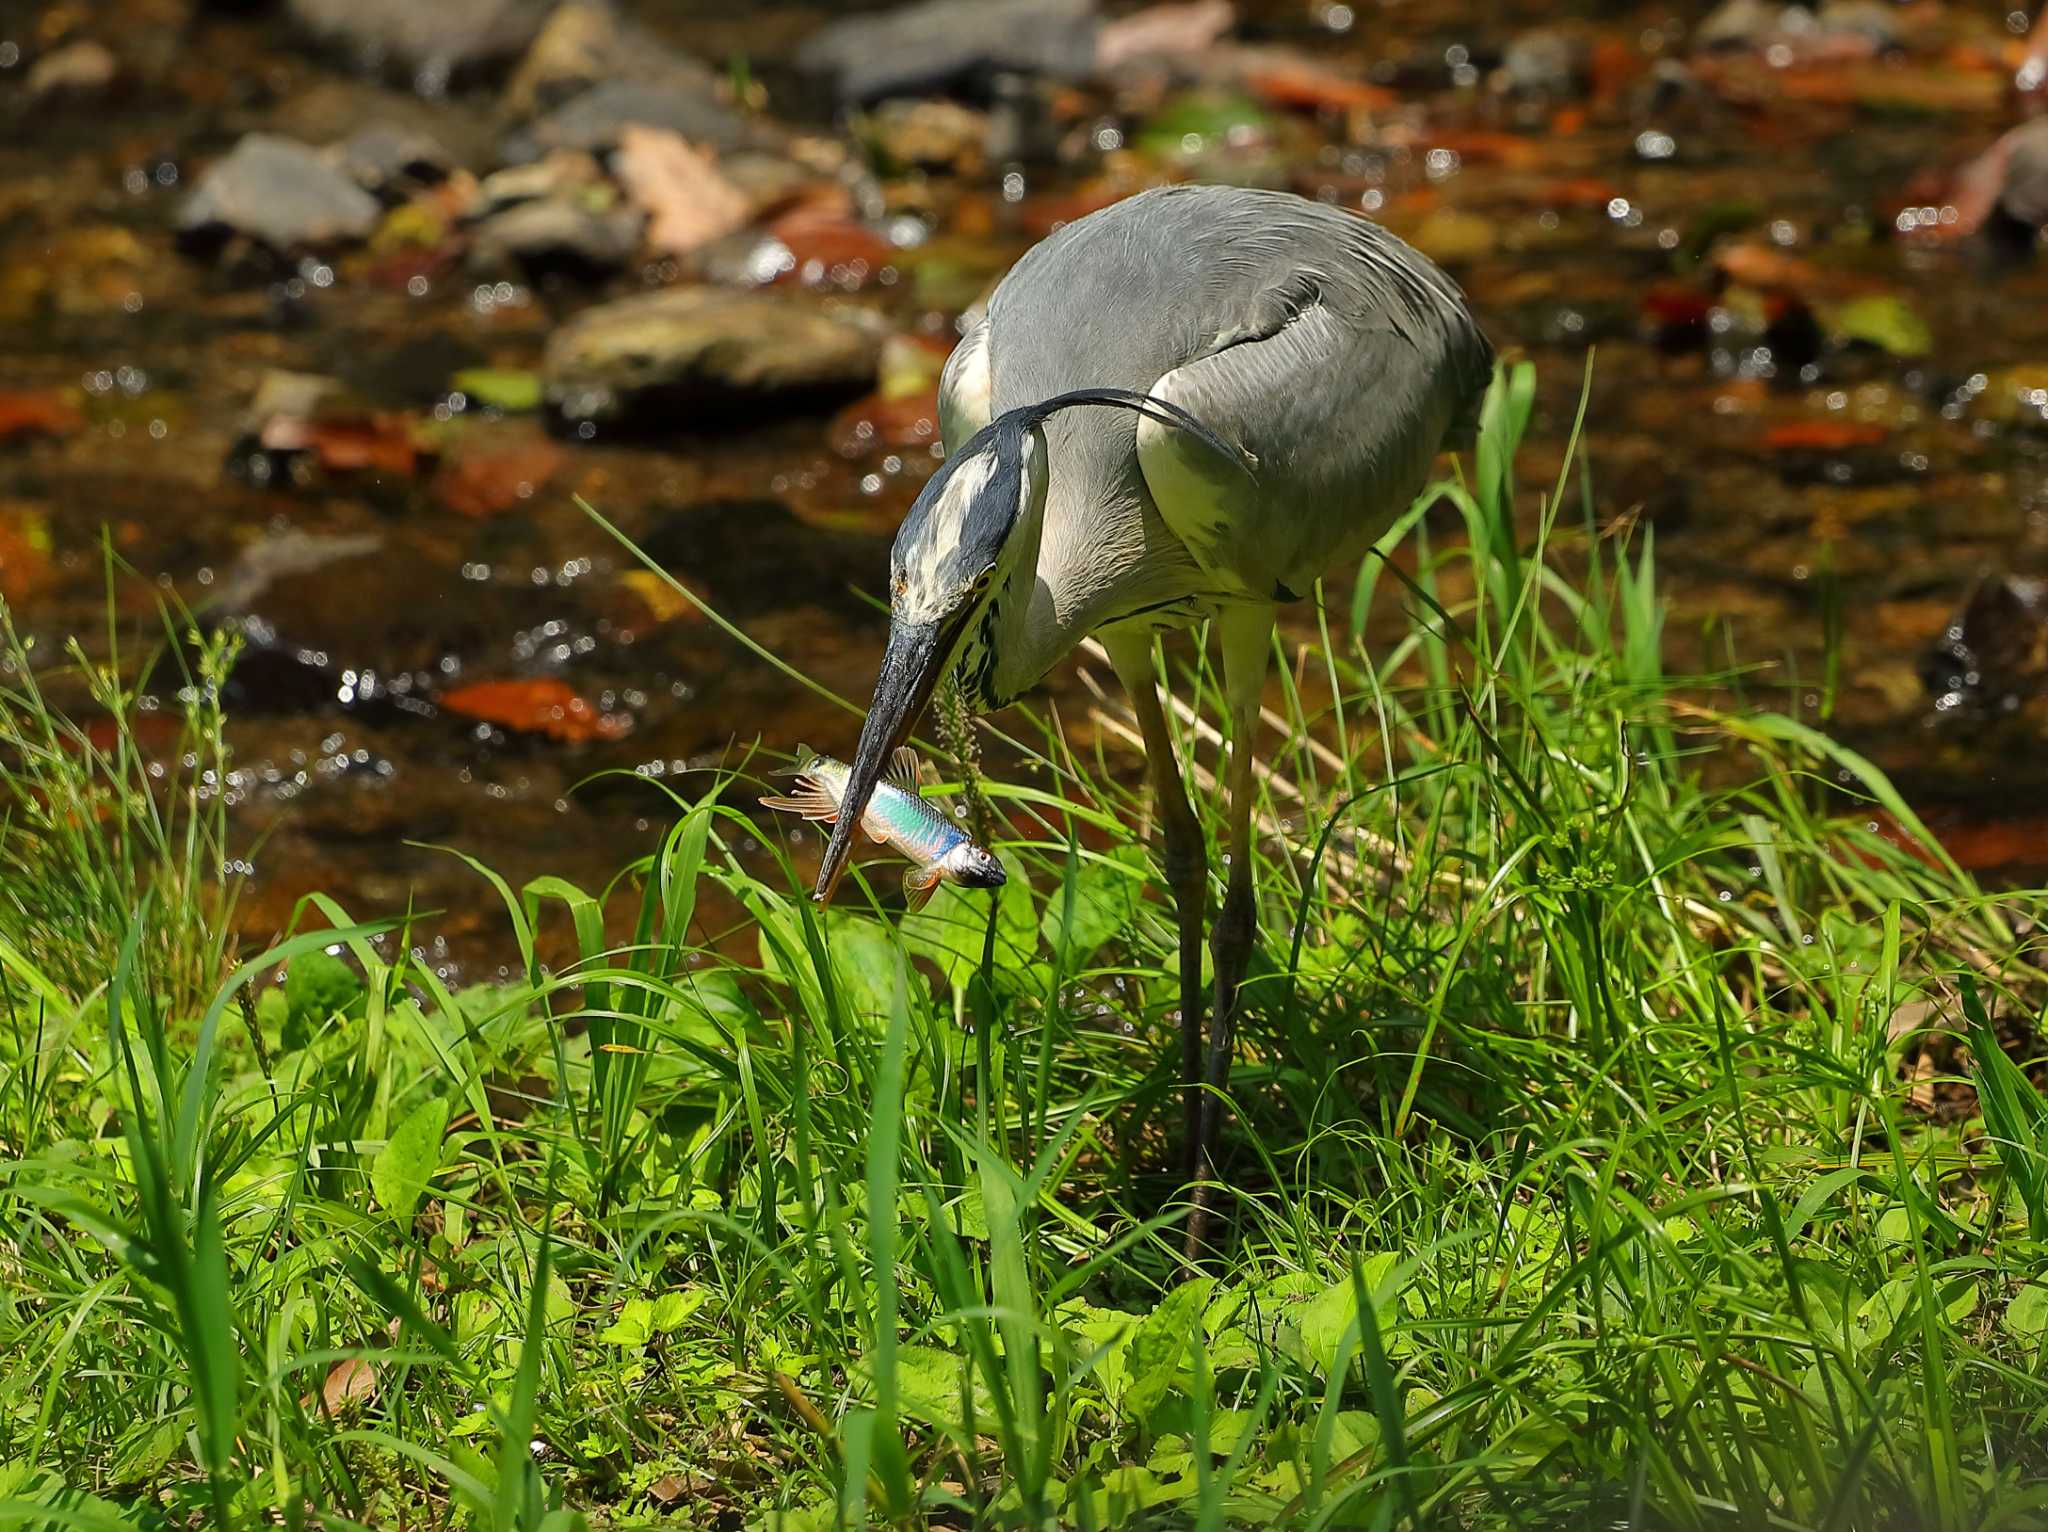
[973,186,1490,609]
[938,313,995,454]
[1136,263,1487,603]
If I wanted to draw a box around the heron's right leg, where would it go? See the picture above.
[1104,632,1208,1183]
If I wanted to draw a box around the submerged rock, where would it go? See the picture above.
[286,0,549,86]
[856,98,990,175]
[1694,0,1779,51]
[542,287,880,429]
[796,0,1099,106]
[329,124,457,199]
[467,197,643,279]
[1922,576,2048,718]
[178,134,381,253]
[501,80,751,163]
[1499,28,1583,96]
[502,0,720,120]
[1999,117,2048,232]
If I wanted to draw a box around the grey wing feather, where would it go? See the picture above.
[977,185,1492,612]
[939,314,995,455]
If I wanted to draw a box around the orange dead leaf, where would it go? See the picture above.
[435,437,565,519]
[1713,242,1825,294]
[0,504,55,603]
[262,414,422,477]
[1760,420,1888,451]
[440,678,630,743]
[0,389,84,442]
[768,206,895,282]
[1240,57,1394,114]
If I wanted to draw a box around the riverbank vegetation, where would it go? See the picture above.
[3,369,2046,1529]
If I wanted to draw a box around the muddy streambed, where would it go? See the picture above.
[5,0,2048,978]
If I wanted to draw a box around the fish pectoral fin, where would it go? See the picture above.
[759,786,839,823]
[862,815,891,844]
[902,864,943,913]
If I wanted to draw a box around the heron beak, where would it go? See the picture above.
[813,616,952,902]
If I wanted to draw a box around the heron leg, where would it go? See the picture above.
[1185,605,1274,1258]
[1104,631,1208,1183]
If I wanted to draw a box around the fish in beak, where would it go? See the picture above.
[812,614,956,902]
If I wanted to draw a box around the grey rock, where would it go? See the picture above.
[1694,0,1780,50]
[329,124,456,198]
[285,0,548,86]
[178,134,382,252]
[1814,0,1902,50]
[543,287,880,426]
[1500,29,1583,96]
[212,530,387,614]
[796,0,1099,106]
[2000,117,2048,230]
[501,80,751,164]
[502,0,719,120]
[468,197,643,278]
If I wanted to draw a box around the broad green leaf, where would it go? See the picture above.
[651,1289,707,1332]
[2004,1283,2048,1360]
[371,1097,449,1222]
[1825,294,1932,359]
[821,911,908,1023]
[1123,1277,1213,1421]
[451,368,543,412]
[870,1344,995,1429]
[600,1298,655,1348]
[1040,846,1146,961]
[1292,1253,1401,1376]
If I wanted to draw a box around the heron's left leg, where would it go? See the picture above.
[1195,605,1275,1168]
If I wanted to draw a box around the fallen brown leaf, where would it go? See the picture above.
[435,437,565,519]
[614,125,751,259]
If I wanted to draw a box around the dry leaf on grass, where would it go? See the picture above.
[322,1358,377,1413]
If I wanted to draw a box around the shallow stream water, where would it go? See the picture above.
[6,0,2048,976]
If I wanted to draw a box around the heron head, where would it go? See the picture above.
[812,386,1245,902]
[812,414,1046,901]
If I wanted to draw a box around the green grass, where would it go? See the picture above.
[3,364,2048,1529]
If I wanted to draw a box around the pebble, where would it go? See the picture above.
[500,80,751,163]
[501,0,719,121]
[328,124,457,199]
[467,198,644,279]
[796,0,1100,107]
[286,0,549,85]
[178,134,381,253]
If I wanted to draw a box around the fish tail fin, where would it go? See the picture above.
[902,864,943,913]
[771,743,822,779]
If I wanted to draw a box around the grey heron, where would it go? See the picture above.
[812,183,1493,1216]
